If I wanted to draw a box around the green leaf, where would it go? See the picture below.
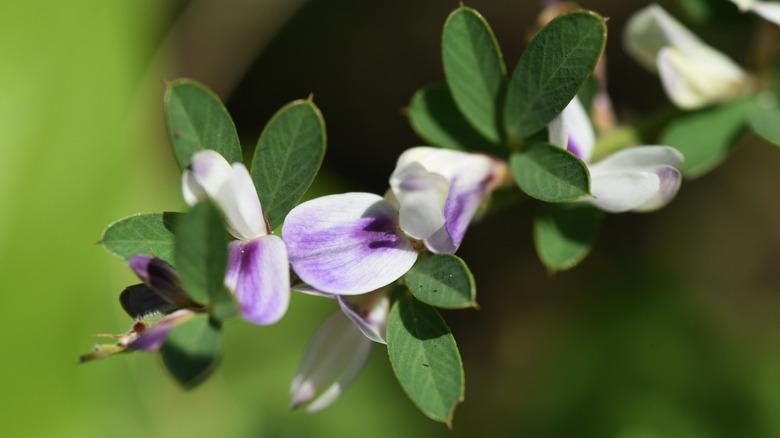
[577,75,598,115]
[442,7,506,143]
[510,142,590,202]
[161,315,221,388]
[749,106,780,148]
[406,83,496,153]
[404,254,476,309]
[386,295,464,426]
[251,100,326,229]
[660,97,754,178]
[101,213,180,265]
[533,203,604,273]
[174,202,228,305]
[165,78,242,169]
[503,12,606,140]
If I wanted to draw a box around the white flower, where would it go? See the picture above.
[730,0,780,25]
[624,4,749,109]
[549,97,684,213]
[183,150,290,325]
[290,290,390,412]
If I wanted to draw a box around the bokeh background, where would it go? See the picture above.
[3,0,780,436]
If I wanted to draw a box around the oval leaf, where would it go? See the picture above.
[101,213,180,265]
[251,100,326,229]
[405,254,476,309]
[386,295,465,426]
[406,83,496,153]
[510,142,590,202]
[504,11,606,140]
[749,106,780,148]
[174,203,228,305]
[165,79,242,169]
[533,203,604,273]
[442,7,506,143]
[161,315,221,388]
[660,97,754,178]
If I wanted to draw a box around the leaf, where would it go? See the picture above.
[406,83,496,153]
[174,202,228,305]
[510,142,590,202]
[386,295,465,426]
[251,100,326,229]
[404,254,476,309]
[660,97,754,178]
[161,315,221,388]
[101,213,180,265]
[442,7,506,143]
[533,203,604,273]
[503,11,606,140]
[577,75,598,115]
[749,106,780,148]
[119,284,177,318]
[165,79,242,169]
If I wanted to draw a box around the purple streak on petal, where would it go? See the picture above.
[225,235,290,325]
[567,138,584,159]
[425,177,488,254]
[657,165,681,197]
[337,297,386,344]
[282,193,418,295]
[129,255,152,283]
[128,310,194,351]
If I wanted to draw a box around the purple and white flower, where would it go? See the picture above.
[183,150,290,325]
[730,0,780,25]
[81,257,199,362]
[549,97,684,213]
[290,289,390,412]
[282,148,506,295]
[624,4,749,109]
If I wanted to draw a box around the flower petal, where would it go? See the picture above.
[127,310,196,351]
[588,171,660,213]
[588,146,684,213]
[187,150,267,240]
[657,47,746,109]
[750,2,780,25]
[548,97,595,162]
[624,5,747,109]
[624,4,704,72]
[590,145,684,172]
[282,193,418,295]
[337,292,390,344]
[731,0,780,25]
[391,147,502,254]
[633,165,682,212]
[290,311,372,412]
[392,164,449,240]
[129,255,195,308]
[225,235,290,325]
[424,174,488,253]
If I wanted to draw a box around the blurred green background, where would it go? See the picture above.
[2,0,780,436]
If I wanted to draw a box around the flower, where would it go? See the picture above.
[623,4,749,109]
[290,289,390,412]
[183,150,290,325]
[730,0,780,25]
[282,148,506,295]
[388,147,507,253]
[549,97,684,213]
[81,256,200,362]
